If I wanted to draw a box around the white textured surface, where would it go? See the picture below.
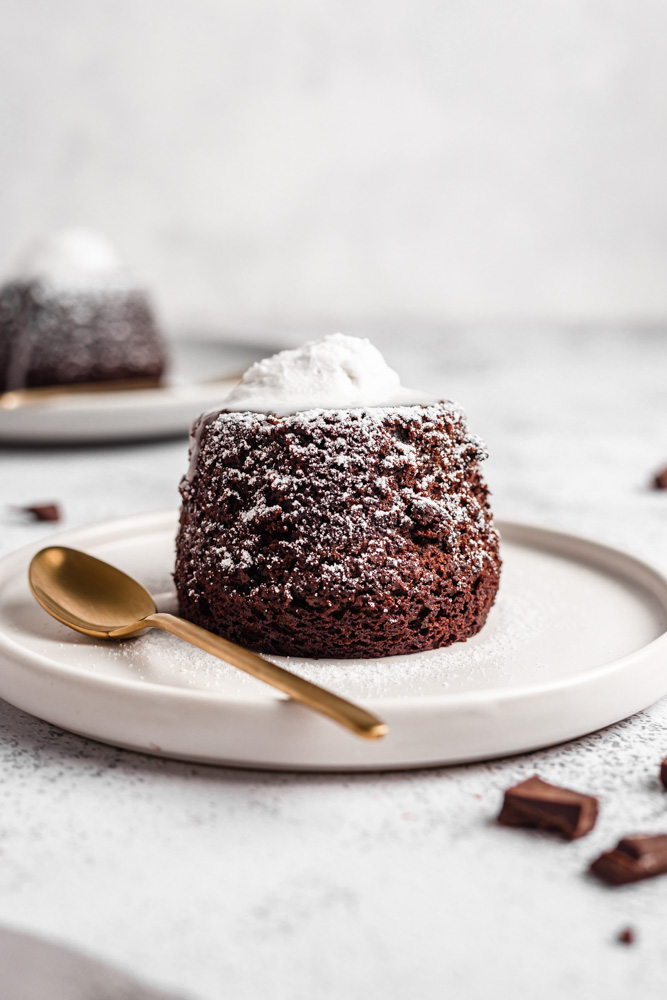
[2,328,667,997]
[2,3,667,329]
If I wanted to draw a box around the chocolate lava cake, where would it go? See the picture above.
[0,229,166,393]
[175,337,501,659]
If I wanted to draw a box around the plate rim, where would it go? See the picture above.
[0,508,666,711]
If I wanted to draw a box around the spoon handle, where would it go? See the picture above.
[141,612,388,741]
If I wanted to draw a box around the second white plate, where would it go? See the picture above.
[0,339,269,444]
[0,510,665,770]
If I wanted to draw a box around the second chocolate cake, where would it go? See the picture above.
[175,334,501,659]
[0,228,166,392]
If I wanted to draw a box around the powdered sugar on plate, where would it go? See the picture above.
[80,524,663,705]
[98,579,543,700]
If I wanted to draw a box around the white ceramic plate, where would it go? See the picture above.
[0,510,666,771]
[0,339,269,444]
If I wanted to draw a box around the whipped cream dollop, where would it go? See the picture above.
[224,333,432,414]
[15,228,132,290]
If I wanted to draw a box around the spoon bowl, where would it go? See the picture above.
[28,546,388,741]
[29,546,156,636]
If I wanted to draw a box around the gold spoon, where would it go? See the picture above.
[0,378,163,410]
[28,546,388,741]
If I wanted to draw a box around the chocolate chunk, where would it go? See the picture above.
[19,503,62,523]
[660,757,667,790]
[653,467,667,490]
[497,775,598,839]
[591,834,667,886]
[617,927,636,945]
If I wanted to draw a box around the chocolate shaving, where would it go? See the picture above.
[660,757,667,790]
[497,775,598,839]
[591,834,667,886]
[652,467,667,490]
[617,927,636,945]
[18,503,62,523]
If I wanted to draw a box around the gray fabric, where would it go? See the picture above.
[0,926,186,1000]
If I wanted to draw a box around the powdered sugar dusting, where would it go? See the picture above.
[182,402,491,587]
[97,582,542,699]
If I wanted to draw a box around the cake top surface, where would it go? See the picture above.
[223,333,434,414]
[13,228,134,292]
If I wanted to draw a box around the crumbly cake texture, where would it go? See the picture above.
[0,281,166,391]
[175,401,501,659]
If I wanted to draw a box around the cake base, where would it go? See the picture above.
[0,282,166,392]
[176,403,501,659]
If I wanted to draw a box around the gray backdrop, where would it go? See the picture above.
[1,0,666,333]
